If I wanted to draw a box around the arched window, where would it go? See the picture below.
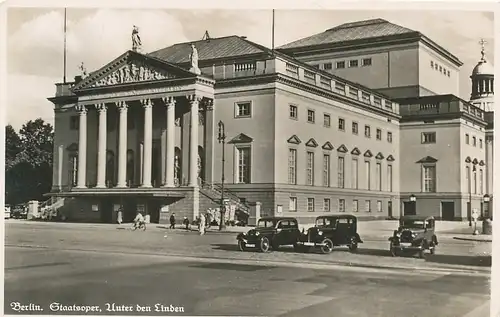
[106,150,115,187]
[126,149,135,187]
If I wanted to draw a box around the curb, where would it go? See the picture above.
[453,236,492,243]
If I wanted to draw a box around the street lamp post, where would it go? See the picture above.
[482,194,492,235]
[217,120,227,231]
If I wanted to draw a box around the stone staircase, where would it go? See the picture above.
[38,197,66,220]
[199,179,250,215]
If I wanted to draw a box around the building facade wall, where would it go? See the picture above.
[418,43,460,97]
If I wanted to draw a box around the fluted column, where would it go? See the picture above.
[95,103,108,188]
[75,105,88,188]
[163,97,176,187]
[203,99,215,184]
[116,101,128,188]
[188,95,200,187]
[141,98,153,188]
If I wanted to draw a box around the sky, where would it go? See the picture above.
[5,7,495,130]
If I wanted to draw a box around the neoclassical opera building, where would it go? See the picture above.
[47,18,494,224]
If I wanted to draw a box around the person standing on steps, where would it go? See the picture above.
[169,213,176,229]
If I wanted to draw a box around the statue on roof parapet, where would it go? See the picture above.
[189,43,201,75]
[78,62,88,78]
[132,25,142,52]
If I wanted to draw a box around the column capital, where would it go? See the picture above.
[75,104,88,114]
[186,94,202,104]
[95,103,107,112]
[161,96,176,107]
[141,98,153,108]
[203,99,214,111]
[115,100,128,111]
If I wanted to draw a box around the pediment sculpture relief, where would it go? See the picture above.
[90,60,176,88]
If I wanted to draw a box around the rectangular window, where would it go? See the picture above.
[466,166,471,193]
[70,116,79,130]
[376,163,382,191]
[338,199,345,212]
[288,149,297,185]
[376,128,382,140]
[307,110,315,123]
[307,198,315,212]
[439,66,442,73]
[472,136,477,147]
[465,134,470,144]
[387,165,393,192]
[435,63,438,70]
[351,158,359,189]
[352,200,359,212]
[447,70,450,77]
[237,147,251,184]
[236,102,251,117]
[336,61,345,69]
[423,165,436,192]
[365,161,371,190]
[289,197,297,212]
[349,60,359,68]
[430,61,434,68]
[480,169,484,194]
[362,58,372,66]
[306,151,315,186]
[377,201,383,212]
[480,139,483,148]
[289,105,298,119]
[473,171,477,194]
[323,154,330,187]
[365,125,371,138]
[338,156,345,188]
[421,132,436,144]
[323,114,331,127]
[352,122,359,135]
[323,198,331,212]
[365,200,371,212]
[311,64,320,69]
[324,62,332,70]
[387,131,393,143]
[338,118,345,131]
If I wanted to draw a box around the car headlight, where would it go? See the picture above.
[255,231,260,236]
[412,233,417,238]
[318,231,323,235]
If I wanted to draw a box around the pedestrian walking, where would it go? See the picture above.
[183,217,190,230]
[169,213,176,229]
[199,213,206,235]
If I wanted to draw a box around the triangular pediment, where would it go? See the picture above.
[73,50,197,91]
[479,160,485,166]
[306,138,318,148]
[417,156,438,163]
[337,144,348,153]
[375,152,385,160]
[228,133,253,144]
[287,135,301,145]
[351,147,361,155]
[66,143,78,152]
[322,141,334,151]
[387,155,395,162]
[364,150,373,158]
[472,158,479,165]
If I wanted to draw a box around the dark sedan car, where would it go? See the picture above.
[388,215,438,258]
[236,217,302,252]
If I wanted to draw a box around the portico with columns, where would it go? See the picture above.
[53,50,216,223]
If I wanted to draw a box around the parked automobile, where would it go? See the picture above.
[4,205,11,219]
[11,204,28,219]
[297,214,363,254]
[388,215,438,258]
[236,217,302,252]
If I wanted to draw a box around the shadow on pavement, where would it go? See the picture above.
[211,244,297,253]
[425,254,492,267]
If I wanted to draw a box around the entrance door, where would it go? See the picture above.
[403,201,416,216]
[441,202,455,221]
[101,200,113,223]
[152,142,161,187]
[388,201,393,218]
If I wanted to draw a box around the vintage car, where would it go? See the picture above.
[388,215,438,258]
[296,215,363,254]
[236,217,302,252]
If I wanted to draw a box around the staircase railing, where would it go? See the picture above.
[199,179,250,213]
[38,197,65,220]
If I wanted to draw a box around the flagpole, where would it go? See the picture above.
[63,8,67,83]
[272,9,275,55]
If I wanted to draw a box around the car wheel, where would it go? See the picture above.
[389,242,398,257]
[259,237,271,253]
[320,238,334,254]
[238,240,247,252]
[348,237,358,252]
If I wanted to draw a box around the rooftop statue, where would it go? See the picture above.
[78,62,88,78]
[132,25,142,52]
[189,43,201,75]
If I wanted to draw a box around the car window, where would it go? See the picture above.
[278,220,289,229]
[338,218,349,224]
[289,220,298,229]
[257,219,275,228]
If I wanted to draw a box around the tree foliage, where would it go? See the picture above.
[5,119,54,205]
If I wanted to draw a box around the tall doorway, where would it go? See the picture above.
[403,201,416,216]
[441,201,455,221]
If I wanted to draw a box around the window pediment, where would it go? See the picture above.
[387,155,395,162]
[364,150,373,158]
[228,133,253,144]
[375,152,384,160]
[337,144,348,153]
[351,147,361,155]
[472,158,478,165]
[465,156,472,163]
[479,160,485,166]
[322,141,334,151]
[306,138,318,148]
[287,135,302,145]
[417,156,438,163]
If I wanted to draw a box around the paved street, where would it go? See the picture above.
[4,221,492,316]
